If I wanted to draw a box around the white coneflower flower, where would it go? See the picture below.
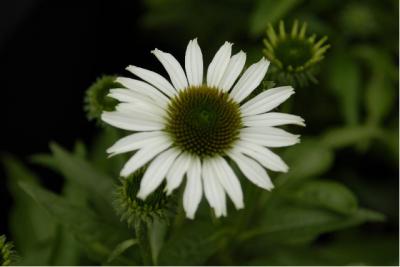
[102,39,304,219]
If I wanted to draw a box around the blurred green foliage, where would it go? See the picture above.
[2,0,398,265]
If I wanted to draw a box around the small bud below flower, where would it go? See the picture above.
[114,167,174,227]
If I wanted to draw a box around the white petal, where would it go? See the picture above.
[243,112,305,127]
[137,148,180,199]
[241,126,300,147]
[185,39,203,87]
[183,156,202,219]
[165,152,192,195]
[218,51,246,92]
[240,86,294,116]
[120,139,172,177]
[109,88,167,114]
[108,91,167,123]
[240,133,299,148]
[228,151,274,190]
[116,77,169,108]
[229,58,270,103]
[108,88,146,103]
[106,131,167,156]
[206,42,232,88]
[115,101,165,121]
[152,48,188,90]
[202,160,227,217]
[126,65,177,98]
[209,157,244,209]
[101,111,163,131]
[234,140,288,173]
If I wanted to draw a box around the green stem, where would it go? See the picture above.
[135,220,153,265]
[48,226,62,265]
[172,189,186,230]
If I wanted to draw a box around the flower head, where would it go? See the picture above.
[263,20,330,87]
[102,39,304,219]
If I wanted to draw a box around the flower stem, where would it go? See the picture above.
[135,220,153,265]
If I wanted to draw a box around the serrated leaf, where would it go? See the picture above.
[30,141,88,173]
[30,153,59,172]
[2,155,89,265]
[158,221,219,265]
[276,139,334,186]
[287,180,358,215]
[18,181,135,265]
[250,0,303,36]
[49,143,114,204]
[1,155,57,264]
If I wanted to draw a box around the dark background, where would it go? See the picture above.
[0,0,156,236]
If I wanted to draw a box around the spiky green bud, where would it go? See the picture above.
[114,168,174,227]
[0,235,16,266]
[84,75,120,124]
[263,20,330,87]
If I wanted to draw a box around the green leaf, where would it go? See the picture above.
[2,155,89,265]
[148,219,168,265]
[1,155,57,265]
[19,181,135,265]
[377,128,399,161]
[321,126,380,149]
[49,143,114,204]
[73,140,87,159]
[107,239,138,264]
[46,226,84,266]
[240,196,384,244]
[30,141,88,173]
[353,45,398,81]
[351,46,397,126]
[250,0,303,36]
[275,139,334,186]
[365,73,395,125]
[158,221,219,265]
[247,231,398,265]
[30,153,59,172]
[315,230,399,265]
[328,52,361,125]
[89,127,125,176]
[246,245,336,266]
[287,180,358,215]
